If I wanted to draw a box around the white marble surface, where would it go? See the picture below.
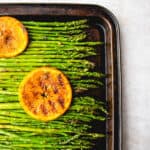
[1,0,150,150]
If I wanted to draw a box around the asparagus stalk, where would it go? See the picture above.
[0,58,94,66]
[29,32,73,38]
[29,41,102,47]
[0,53,95,59]
[0,79,103,88]
[29,32,86,40]
[30,32,87,42]
[0,143,90,149]
[0,103,20,109]
[25,46,95,52]
[0,135,89,145]
[23,50,96,57]
[25,24,89,31]
[28,29,83,35]
[22,19,88,27]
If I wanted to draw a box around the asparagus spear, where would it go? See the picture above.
[25,46,95,52]
[28,29,83,35]
[25,24,89,31]
[22,19,88,27]
[29,41,102,47]
[30,32,87,42]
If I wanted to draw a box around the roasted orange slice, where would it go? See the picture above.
[19,67,72,121]
[0,16,28,58]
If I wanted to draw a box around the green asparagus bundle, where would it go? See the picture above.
[0,96,106,149]
[0,19,106,149]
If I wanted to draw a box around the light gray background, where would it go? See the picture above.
[1,0,150,150]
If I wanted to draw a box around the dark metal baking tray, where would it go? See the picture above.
[0,4,122,150]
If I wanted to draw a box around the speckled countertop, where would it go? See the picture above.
[0,0,150,150]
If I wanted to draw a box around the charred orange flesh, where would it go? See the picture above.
[0,16,28,58]
[19,67,72,121]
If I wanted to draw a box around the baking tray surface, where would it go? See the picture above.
[0,4,121,150]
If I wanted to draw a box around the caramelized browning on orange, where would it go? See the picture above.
[0,16,28,58]
[19,67,72,121]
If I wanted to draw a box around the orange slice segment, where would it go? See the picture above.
[19,67,72,121]
[0,16,28,58]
